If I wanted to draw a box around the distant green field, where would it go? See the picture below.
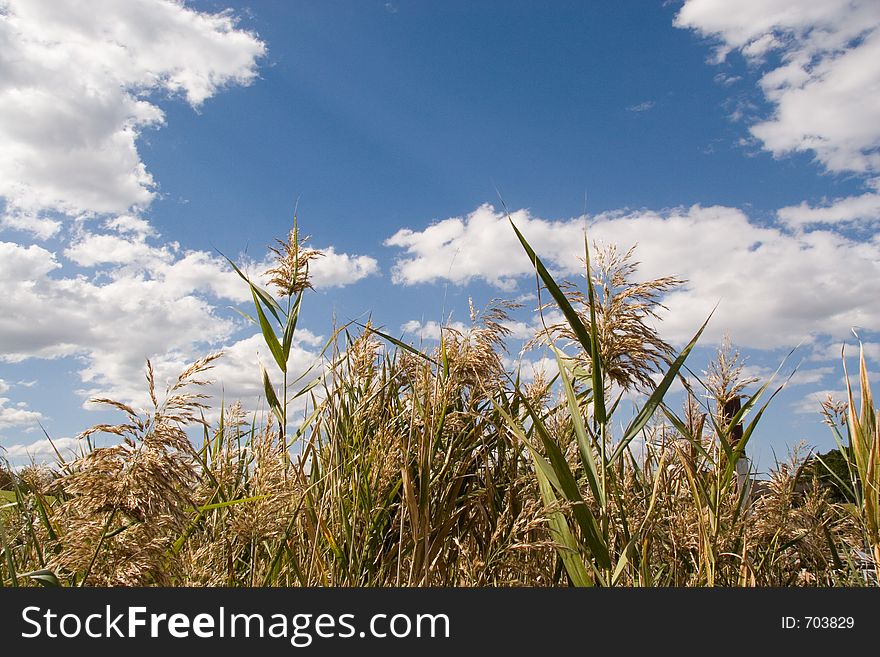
[1,489,57,504]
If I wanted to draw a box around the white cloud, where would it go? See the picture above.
[502,354,559,383]
[78,330,326,425]
[740,33,781,60]
[792,389,847,416]
[1,436,81,460]
[0,396,42,430]
[0,212,61,239]
[386,203,880,350]
[103,214,158,237]
[0,1,381,440]
[310,247,379,288]
[0,240,60,280]
[674,0,873,62]
[0,0,266,231]
[0,238,238,367]
[0,232,238,415]
[64,232,175,268]
[675,0,880,174]
[627,100,655,113]
[0,397,43,429]
[809,341,880,364]
[61,227,253,299]
[400,319,467,341]
[786,366,835,387]
[502,310,566,342]
[778,185,880,228]
[386,204,584,290]
[740,363,834,387]
[0,216,380,414]
[0,378,43,431]
[716,74,742,87]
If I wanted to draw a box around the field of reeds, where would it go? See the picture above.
[1,219,878,587]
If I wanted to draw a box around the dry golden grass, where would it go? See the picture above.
[265,223,323,298]
[530,242,683,391]
[0,224,875,588]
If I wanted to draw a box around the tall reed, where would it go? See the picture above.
[0,219,874,587]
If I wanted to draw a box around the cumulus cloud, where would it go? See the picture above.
[0,221,375,405]
[785,366,836,387]
[0,0,371,417]
[0,0,266,231]
[64,231,175,269]
[0,212,61,240]
[0,396,43,430]
[1,436,81,460]
[0,0,378,453]
[809,341,880,364]
[792,389,849,416]
[400,307,565,349]
[81,331,325,424]
[0,379,43,436]
[0,238,237,366]
[385,203,880,350]
[675,0,880,175]
[310,247,380,288]
[778,183,880,228]
[103,214,158,238]
[502,355,559,383]
[740,364,834,387]
[386,205,583,290]
[400,319,467,341]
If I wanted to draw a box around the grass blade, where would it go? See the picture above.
[509,218,595,359]
[253,287,286,373]
[583,233,606,426]
[554,347,604,507]
[260,361,284,427]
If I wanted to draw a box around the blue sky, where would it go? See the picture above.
[1,0,879,473]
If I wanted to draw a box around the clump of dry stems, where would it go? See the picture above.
[46,354,221,585]
[1,223,876,588]
[530,242,683,391]
[265,224,323,297]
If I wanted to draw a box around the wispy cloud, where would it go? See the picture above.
[713,72,742,87]
[626,100,656,113]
